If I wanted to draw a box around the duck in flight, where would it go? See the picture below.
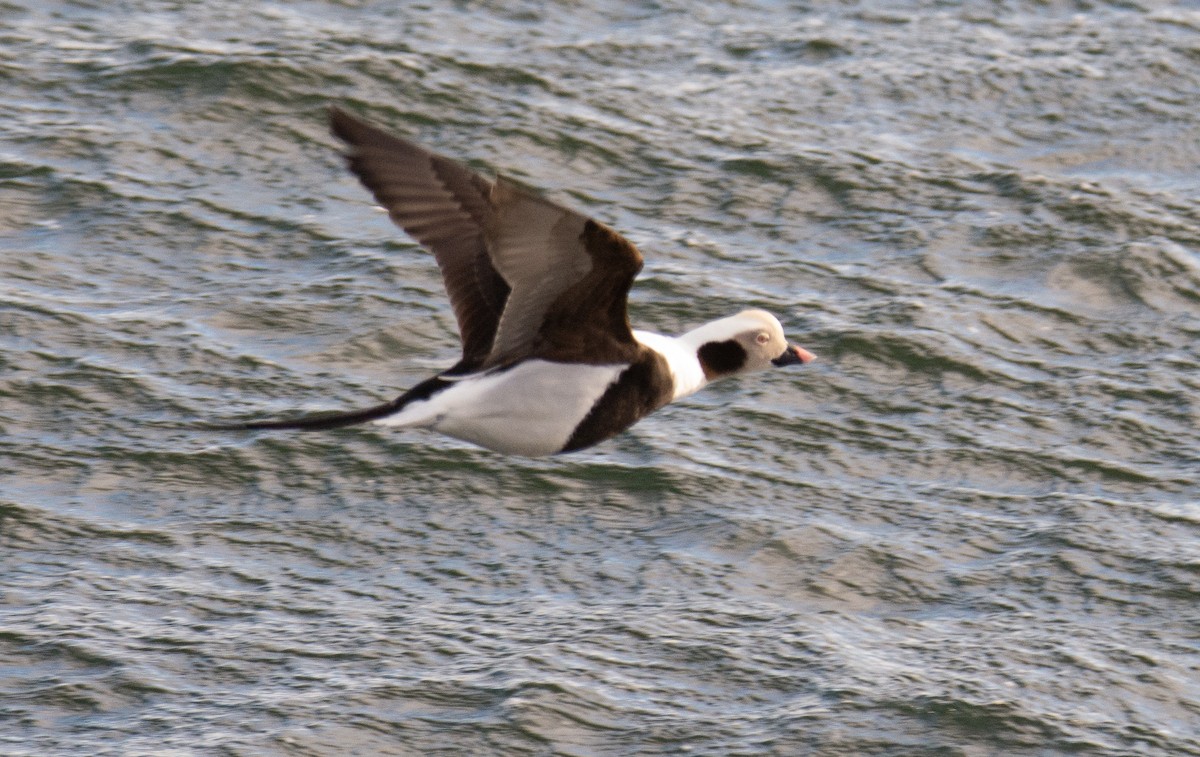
[220,107,815,456]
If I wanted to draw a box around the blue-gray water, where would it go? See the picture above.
[3,1,1199,754]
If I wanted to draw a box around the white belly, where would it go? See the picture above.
[374,360,626,456]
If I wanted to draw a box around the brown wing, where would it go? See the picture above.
[329,106,644,370]
[480,178,640,366]
[329,106,508,372]
[503,212,645,366]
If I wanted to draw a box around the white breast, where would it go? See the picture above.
[374,360,626,456]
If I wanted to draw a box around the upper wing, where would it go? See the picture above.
[487,183,644,366]
[330,107,644,370]
[329,106,508,372]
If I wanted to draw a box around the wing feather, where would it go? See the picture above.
[329,107,644,370]
[330,107,506,371]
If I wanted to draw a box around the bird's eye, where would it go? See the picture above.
[755,332,770,345]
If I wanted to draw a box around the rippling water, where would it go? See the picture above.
[3,1,1199,754]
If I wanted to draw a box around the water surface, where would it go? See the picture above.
[2,1,1199,754]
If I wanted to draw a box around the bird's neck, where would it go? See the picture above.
[632,330,707,400]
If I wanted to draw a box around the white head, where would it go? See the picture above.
[681,309,815,380]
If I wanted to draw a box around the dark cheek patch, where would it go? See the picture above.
[697,339,747,379]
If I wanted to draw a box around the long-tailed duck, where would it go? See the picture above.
[218,107,815,456]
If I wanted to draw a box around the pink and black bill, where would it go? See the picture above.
[772,344,817,367]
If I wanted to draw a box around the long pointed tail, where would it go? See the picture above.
[205,376,448,432]
[202,399,404,431]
